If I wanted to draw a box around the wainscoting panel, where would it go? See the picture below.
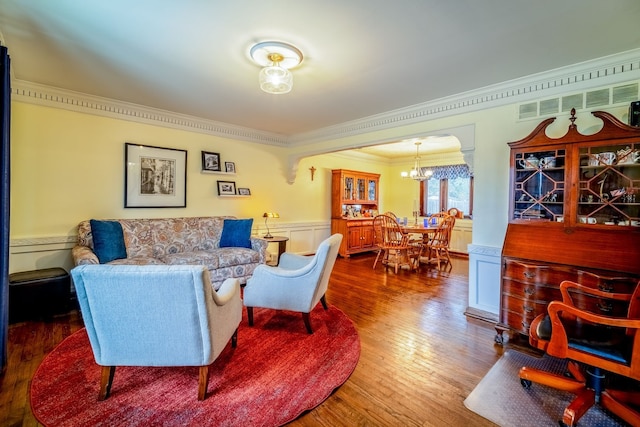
[259,222,331,256]
[466,244,502,323]
[9,236,76,274]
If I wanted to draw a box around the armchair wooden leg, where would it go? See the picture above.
[302,312,313,334]
[247,307,254,326]
[320,295,328,310]
[231,328,238,348]
[98,366,115,401]
[198,365,210,400]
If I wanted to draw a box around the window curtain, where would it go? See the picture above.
[422,164,472,180]
[0,46,10,371]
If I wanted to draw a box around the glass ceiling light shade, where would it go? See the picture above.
[250,41,303,95]
[401,142,433,181]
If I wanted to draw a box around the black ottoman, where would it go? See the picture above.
[9,267,71,323]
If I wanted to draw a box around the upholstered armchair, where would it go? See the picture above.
[70,264,242,401]
[243,233,343,334]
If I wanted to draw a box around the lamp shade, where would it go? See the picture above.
[259,66,293,94]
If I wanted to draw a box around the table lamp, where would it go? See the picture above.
[262,212,279,238]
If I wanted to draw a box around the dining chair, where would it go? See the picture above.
[428,211,453,227]
[423,214,455,270]
[382,211,398,222]
[372,214,419,273]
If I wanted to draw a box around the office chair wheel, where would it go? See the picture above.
[520,378,532,389]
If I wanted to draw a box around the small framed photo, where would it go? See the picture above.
[217,180,236,196]
[202,151,221,172]
[237,187,251,196]
[125,143,187,208]
[225,162,236,173]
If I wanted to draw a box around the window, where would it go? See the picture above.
[421,164,473,217]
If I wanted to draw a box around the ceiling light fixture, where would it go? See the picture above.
[401,142,433,181]
[250,41,303,95]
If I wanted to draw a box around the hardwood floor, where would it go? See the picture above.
[1,254,509,426]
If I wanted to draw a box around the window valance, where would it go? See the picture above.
[422,164,472,180]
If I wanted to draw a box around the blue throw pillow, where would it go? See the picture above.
[90,219,127,263]
[220,219,253,248]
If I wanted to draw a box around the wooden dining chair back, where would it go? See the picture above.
[428,211,455,227]
[519,280,640,426]
[424,214,455,270]
[382,211,398,222]
[372,214,417,273]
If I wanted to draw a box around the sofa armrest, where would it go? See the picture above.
[72,245,99,265]
[250,236,269,263]
[211,278,240,306]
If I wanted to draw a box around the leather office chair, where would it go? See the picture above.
[519,280,640,427]
[71,264,242,401]
[243,234,343,334]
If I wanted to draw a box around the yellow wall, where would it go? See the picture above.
[9,86,637,272]
[9,101,394,271]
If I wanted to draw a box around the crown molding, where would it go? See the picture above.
[11,80,290,147]
[290,48,640,145]
[11,49,640,147]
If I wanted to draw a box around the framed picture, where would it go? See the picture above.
[237,187,251,196]
[202,151,221,172]
[225,161,236,173]
[125,143,187,208]
[217,180,236,196]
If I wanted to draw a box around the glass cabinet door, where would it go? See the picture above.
[577,143,640,226]
[356,177,366,201]
[343,175,355,201]
[512,148,566,222]
[367,178,377,201]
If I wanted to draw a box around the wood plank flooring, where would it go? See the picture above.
[1,254,510,426]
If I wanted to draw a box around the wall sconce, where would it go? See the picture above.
[250,41,303,95]
[262,212,280,238]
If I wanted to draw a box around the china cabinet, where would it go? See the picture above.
[331,169,380,257]
[497,109,640,343]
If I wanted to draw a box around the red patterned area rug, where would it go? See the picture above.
[31,305,360,427]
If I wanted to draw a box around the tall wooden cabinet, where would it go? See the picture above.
[331,169,380,257]
[496,109,640,343]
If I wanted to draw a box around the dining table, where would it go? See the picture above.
[401,223,438,267]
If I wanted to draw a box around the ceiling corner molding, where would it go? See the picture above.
[290,48,640,146]
[11,80,289,147]
[10,49,640,150]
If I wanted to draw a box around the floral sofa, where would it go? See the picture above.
[71,216,268,289]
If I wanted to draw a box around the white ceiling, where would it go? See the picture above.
[1,1,640,157]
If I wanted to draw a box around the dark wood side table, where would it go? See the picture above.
[261,236,289,266]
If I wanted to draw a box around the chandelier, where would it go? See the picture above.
[250,41,303,95]
[401,142,433,181]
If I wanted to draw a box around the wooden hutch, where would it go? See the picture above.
[331,169,380,258]
[496,109,640,344]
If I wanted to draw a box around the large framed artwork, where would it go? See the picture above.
[125,143,187,208]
